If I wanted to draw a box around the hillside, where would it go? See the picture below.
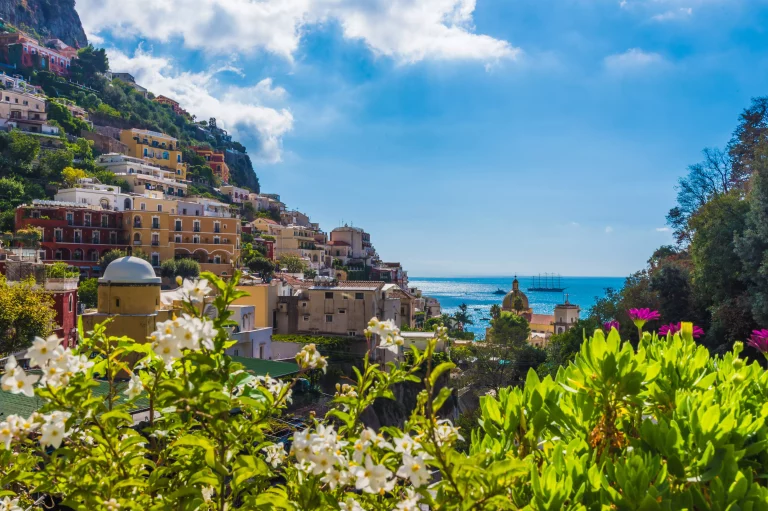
[0,0,87,47]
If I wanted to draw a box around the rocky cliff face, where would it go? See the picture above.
[0,0,87,48]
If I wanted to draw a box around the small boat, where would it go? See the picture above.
[492,288,506,295]
[481,317,491,321]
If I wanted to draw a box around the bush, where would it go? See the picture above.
[1,281,768,510]
[77,278,98,309]
[45,262,78,279]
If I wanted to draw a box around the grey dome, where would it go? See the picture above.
[100,256,160,284]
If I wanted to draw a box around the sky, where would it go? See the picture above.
[74,0,768,277]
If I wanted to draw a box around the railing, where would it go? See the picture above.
[133,240,142,246]
[152,223,160,229]
[134,222,142,228]
[193,227,200,232]
[151,241,159,246]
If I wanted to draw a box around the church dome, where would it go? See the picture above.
[502,277,529,311]
[100,256,161,284]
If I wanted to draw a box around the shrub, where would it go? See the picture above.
[1,283,768,509]
[45,262,78,279]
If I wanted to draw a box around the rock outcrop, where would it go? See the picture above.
[0,0,87,48]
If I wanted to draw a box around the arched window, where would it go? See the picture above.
[124,198,132,210]
[133,232,141,242]
[74,249,83,260]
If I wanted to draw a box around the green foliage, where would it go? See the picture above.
[487,311,530,345]
[45,262,78,279]
[177,258,202,280]
[537,318,601,377]
[78,278,98,309]
[278,254,307,274]
[247,257,277,278]
[46,101,91,135]
[99,249,149,270]
[272,334,354,350]
[0,275,56,355]
[304,268,318,280]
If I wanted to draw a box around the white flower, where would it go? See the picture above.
[0,421,14,450]
[263,443,286,468]
[1,355,20,388]
[393,434,417,455]
[201,486,214,503]
[378,333,405,355]
[0,496,22,511]
[334,383,358,398]
[352,455,395,494]
[339,497,364,511]
[295,344,327,373]
[397,453,431,487]
[251,375,292,404]
[434,419,463,447]
[27,334,61,368]
[104,498,120,511]
[394,489,421,511]
[39,412,71,449]
[321,467,351,490]
[181,278,211,302]
[352,438,369,463]
[485,389,497,397]
[5,367,39,397]
[125,373,143,399]
[365,318,399,339]
[198,319,216,350]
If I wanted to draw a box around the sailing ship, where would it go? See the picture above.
[527,273,566,292]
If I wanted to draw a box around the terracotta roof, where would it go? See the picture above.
[530,314,554,326]
[253,219,278,225]
[327,240,351,247]
[311,281,385,291]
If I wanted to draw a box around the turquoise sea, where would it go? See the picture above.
[409,276,626,339]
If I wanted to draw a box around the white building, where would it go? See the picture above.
[96,154,187,198]
[180,197,235,218]
[221,185,249,204]
[54,179,132,211]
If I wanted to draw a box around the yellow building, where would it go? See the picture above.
[252,218,322,268]
[120,128,187,181]
[81,256,176,344]
[232,283,278,328]
[171,213,240,276]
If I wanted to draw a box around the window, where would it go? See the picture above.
[73,230,82,243]
[325,315,333,323]
[338,309,346,314]
[214,222,220,233]
[140,203,146,211]
[110,232,117,244]
[115,298,120,308]
[66,212,73,225]
[73,249,83,261]
[348,331,357,337]
[83,213,91,226]
[325,292,334,299]
[193,221,200,232]
[175,219,182,231]
[213,255,221,264]
[151,253,160,266]
[234,349,239,356]
[355,293,364,300]
[157,204,163,212]
[92,231,100,244]
[152,217,160,229]
[214,236,220,245]
[54,229,63,242]
[193,235,200,244]
[91,250,98,262]
[68,294,73,312]
[101,215,108,227]
[55,250,62,260]
[175,234,182,243]
[259,344,265,359]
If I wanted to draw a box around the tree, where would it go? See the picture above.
[62,167,87,187]
[729,96,768,187]
[99,249,148,270]
[70,46,109,88]
[735,143,768,326]
[487,312,530,346]
[160,259,178,280]
[247,257,277,278]
[278,254,307,274]
[452,303,474,330]
[538,318,601,376]
[78,278,98,309]
[489,304,501,320]
[0,275,56,355]
[176,259,201,280]
[40,149,74,179]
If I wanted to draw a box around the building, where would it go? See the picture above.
[54,179,132,212]
[81,256,176,345]
[330,226,375,265]
[81,125,129,154]
[180,197,234,218]
[0,32,76,76]
[221,185,249,204]
[120,129,187,180]
[280,210,311,228]
[253,219,324,268]
[153,95,189,117]
[497,278,580,348]
[0,87,60,140]
[192,146,230,184]
[109,72,148,97]
[15,200,129,277]
[276,281,400,336]
[371,263,408,289]
[97,154,187,198]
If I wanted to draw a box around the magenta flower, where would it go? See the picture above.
[604,320,620,332]
[748,329,768,354]
[659,322,704,339]
[628,308,661,329]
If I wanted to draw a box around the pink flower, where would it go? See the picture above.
[628,308,661,329]
[748,329,768,353]
[603,320,620,332]
[659,322,704,339]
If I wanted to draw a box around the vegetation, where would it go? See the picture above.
[77,278,98,309]
[99,249,149,270]
[45,262,78,279]
[160,258,201,281]
[278,254,307,274]
[3,273,767,509]
[0,275,56,355]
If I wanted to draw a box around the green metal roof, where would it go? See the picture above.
[0,359,298,419]
[232,357,299,378]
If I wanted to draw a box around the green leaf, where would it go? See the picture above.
[429,362,456,386]
[232,454,269,491]
[432,387,453,412]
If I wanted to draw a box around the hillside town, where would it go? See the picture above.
[0,21,446,375]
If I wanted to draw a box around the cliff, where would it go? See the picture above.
[0,0,87,48]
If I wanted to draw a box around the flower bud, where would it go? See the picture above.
[733,358,744,370]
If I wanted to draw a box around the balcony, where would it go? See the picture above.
[152,222,160,229]
[193,227,201,232]
[214,227,221,233]
[134,240,142,246]
[134,221,142,228]
[151,241,159,246]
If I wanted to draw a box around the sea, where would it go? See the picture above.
[408,276,626,339]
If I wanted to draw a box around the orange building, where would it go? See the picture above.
[192,146,230,184]
[153,95,190,118]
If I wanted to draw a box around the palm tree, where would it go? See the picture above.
[453,303,474,331]
[490,304,502,320]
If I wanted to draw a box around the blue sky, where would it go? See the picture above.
[75,0,768,277]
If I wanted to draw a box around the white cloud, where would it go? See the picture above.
[604,48,666,71]
[605,226,614,234]
[108,48,293,163]
[656,227,672,232]
[78,0,519,64]
[652,7,693,21]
